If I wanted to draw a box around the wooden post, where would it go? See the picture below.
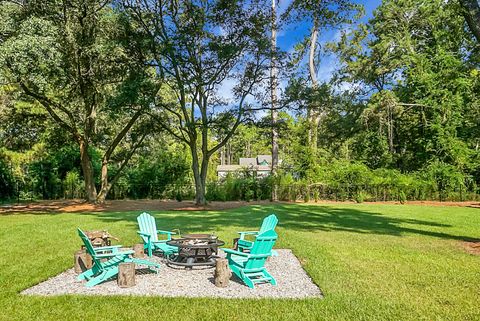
[118,262,136,288]
[133,244,145,258]
[74,250,88,274]
[214,258,231,287]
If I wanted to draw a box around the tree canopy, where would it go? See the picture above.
[0,0,479,204]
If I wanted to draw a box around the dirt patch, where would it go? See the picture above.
[462,241,480,255]
[0,199,273,215]
[1,199,479,215]
[303,200,480,208]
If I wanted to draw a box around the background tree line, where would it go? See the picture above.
[0,0,479,204]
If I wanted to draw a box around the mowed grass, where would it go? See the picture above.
[0,203,479,320]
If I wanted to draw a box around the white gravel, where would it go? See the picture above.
[21,249,322,299]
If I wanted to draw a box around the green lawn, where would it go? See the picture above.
[0,203,479,320]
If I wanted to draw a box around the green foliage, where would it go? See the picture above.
[63,170,83,199]
[422,161,468,201]
[122,143,191,200]
[354,191,369,203]
[205,173,272,202]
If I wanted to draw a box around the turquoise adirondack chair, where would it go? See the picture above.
[137,212,179,257]
[237,214,278,255]
[222,229,278,288]
[77,228,160,287]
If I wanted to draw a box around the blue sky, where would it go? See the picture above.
[276,0,382,83]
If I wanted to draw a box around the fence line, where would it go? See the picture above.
[2,180,478,203]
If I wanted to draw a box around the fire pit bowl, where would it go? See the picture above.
[166,234,224,269]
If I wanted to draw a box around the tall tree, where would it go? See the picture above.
[123,0,271,205]
[282,0,361,152]
[332,0,480,171]
[0,0,150,203]
[271,0,279,200]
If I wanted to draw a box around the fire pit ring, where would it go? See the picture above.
[166,234,225,269]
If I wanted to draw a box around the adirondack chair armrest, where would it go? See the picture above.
[137,231,151,238]
[95,250,134,258]
[238,231,259,235]
[238,231,259,239]
[157,230,176,235]
[248,253,270,259]
[93,245,122,253]
[221,248,249,257]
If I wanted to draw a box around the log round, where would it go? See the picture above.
[214,258,232,287]
[74,250,87,274]
[133,243,145,258]
[118,262,136,288]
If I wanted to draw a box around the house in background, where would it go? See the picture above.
[217,155,278,179]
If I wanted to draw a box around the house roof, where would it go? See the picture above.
[239,158,256,166]
[257,155,272,164]
[217,155,277,174]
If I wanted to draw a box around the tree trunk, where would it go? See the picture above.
[96,159,109,204]
[79,140,97,203]
[191,145,208,206]
[460,0,480,43]
[193,172,206,205]
[271,0,279,201]
[308,25,319,152]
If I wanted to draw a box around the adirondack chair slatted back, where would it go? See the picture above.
[245,229,277,270]
[137,212,158,242]
[77,228,102,267]
[258,214,278,234]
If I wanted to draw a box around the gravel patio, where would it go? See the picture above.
[22,249,322,299]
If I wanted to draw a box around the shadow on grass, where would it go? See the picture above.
[78,203,475,242]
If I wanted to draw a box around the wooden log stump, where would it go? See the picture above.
[74,250,89,274]
[85,252,93,269]
[118,262,136,288]
[79,246,94,268]
[214,258,231,287]
[133,244,145,258]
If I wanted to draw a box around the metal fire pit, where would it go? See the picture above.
[166,234,225,269]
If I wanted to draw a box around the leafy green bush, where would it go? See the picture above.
[422,161,467,201]
[355,191,369,203]
[63,170,83,199]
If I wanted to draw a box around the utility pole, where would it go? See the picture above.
[271,0,279,201]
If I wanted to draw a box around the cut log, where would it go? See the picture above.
[214,258,231,287]
[118,262,136,288]
[133,243,145,258]
[85,252,93,269]
[74,249,89,274]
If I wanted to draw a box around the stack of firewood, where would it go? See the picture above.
[83,230,119,247]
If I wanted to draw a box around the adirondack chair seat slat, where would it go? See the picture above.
[252,277,272,282]
[77,228,160,287]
